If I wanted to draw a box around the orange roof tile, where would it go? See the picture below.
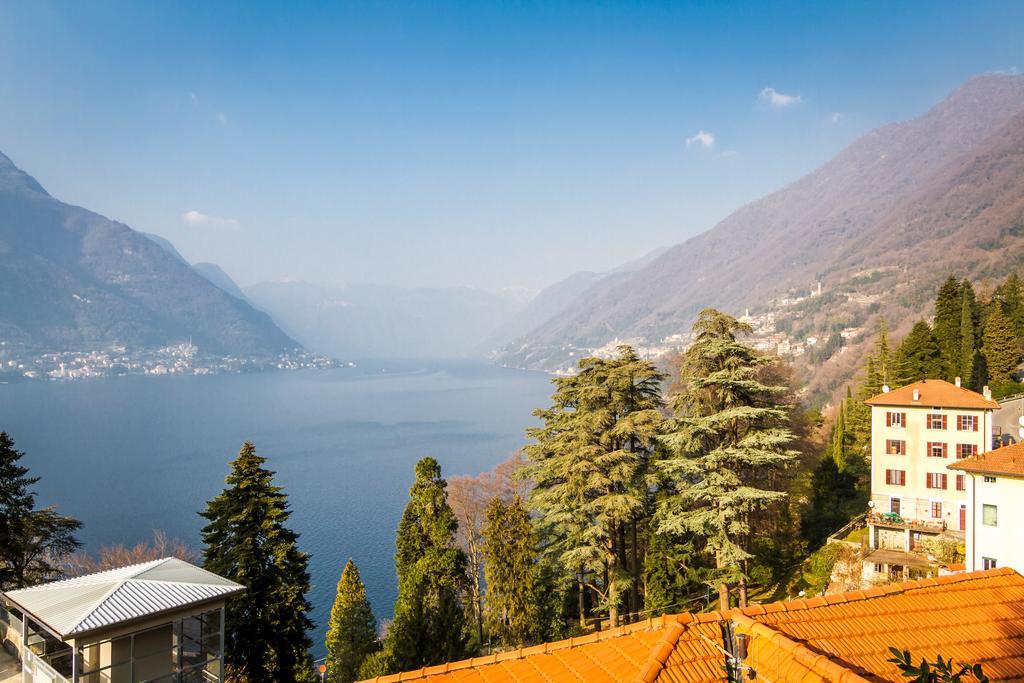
[949,441,1024,477]
[362,569,1024,683]
[864,379,998,410]
[738,568,1024,682]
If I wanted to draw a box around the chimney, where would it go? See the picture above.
[912,388,920,401]
[984,385,992,401]
[955,377,962,388]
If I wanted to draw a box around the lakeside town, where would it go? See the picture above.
[0,341,345,382]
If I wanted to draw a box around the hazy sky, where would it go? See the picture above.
[1,2,1022,292]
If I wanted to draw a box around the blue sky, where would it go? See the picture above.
[1,1,1021,291]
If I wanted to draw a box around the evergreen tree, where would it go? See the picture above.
[993,273,1024,338]
[959,285,980,388]
[829,404,847,470]
[481,496,539,648]
[982,305,1019,387]
[0,432,81,590]
[934,275,964,380]
[325,559,379,683]
[801,456,859,547]
[656,309,797,611]
[896,321,942,383]
[200,442,314,682]
[642,508,703,616]
[524,347,665,628]
[385,457,468,671]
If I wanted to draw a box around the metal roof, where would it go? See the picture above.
[2,558,244,639]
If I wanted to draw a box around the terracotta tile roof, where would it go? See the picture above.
[949,441,1024,477]
[864,379,999,410]
[361,614,725,683]
[736,567,1024,681]
[361,569,1024,683]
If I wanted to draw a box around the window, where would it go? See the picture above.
[983,557,998,570]
[956,474,965,491]
[926,473,948,490]
[873,563,883,573]
[890,497,901,515]
[885,439,906,455]
[885,469,906,486]
[956,443,978,459]
[887,412,907,428]
[927,413,947,430]
[930,501,943,519]
[983,475,997,483]
[957,415,978,432]
[982,504,998,526]
[927,442,948,458]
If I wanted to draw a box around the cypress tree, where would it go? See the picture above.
[385,457,468,671]
[481,496,539,648]
[325,559,379,683]
[829,404,847,471]
[982,305,1019,386]
[0,432,81,590]
[656,309,797,611]
[934,275,963,380]
[200,442,314,682]
[959,287,980,388]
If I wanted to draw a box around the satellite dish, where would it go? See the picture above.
[1018,416,1024,427]
[1018,427,1024,440]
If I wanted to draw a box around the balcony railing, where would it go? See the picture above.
[868,510,949,534]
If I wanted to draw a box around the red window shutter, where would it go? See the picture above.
[926,473,932,488]
[900,471,906,486]
[941,474,948,489]
[957,474,965,491]
[901,413,907,426]
[886,470,892,485]
[942,415,947,429]
[886,412,892,427]
[957,415,963,430]
[942,443,948,458]
[973,417,978,432]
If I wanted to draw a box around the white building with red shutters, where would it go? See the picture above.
[861,378,998,580]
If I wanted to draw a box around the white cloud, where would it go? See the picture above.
[829,111,843,124]
[759,87,803,108]
[685,130,715,149]
[182,210,240,230]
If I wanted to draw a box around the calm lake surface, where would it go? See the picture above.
[0,361,552,655]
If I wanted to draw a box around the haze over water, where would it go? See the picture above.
[0,363,552,655]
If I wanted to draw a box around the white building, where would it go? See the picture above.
[949,443,1024,573]
[861,379,998,580]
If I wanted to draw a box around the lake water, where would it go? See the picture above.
[0,361,553,655]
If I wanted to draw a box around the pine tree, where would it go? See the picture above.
[934,275,964,380]
[982,305,1019,387]
[0,432,81,590]
[523,346,665,628]
[325,559,379,683]
[200,442,314,682]
[655,309,797,611]
[385,457,468,671]
[481,496,539,648]
[896,321,942,383]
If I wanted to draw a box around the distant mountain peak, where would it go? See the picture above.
[0,151,49,196]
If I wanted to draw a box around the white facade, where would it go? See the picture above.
[868,402,990,532]
[959,471,1024,573]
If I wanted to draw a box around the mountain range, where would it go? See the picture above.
[494,74,1024,378]
[0,152,296,357]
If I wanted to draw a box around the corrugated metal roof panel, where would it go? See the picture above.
[3,558,244,638]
